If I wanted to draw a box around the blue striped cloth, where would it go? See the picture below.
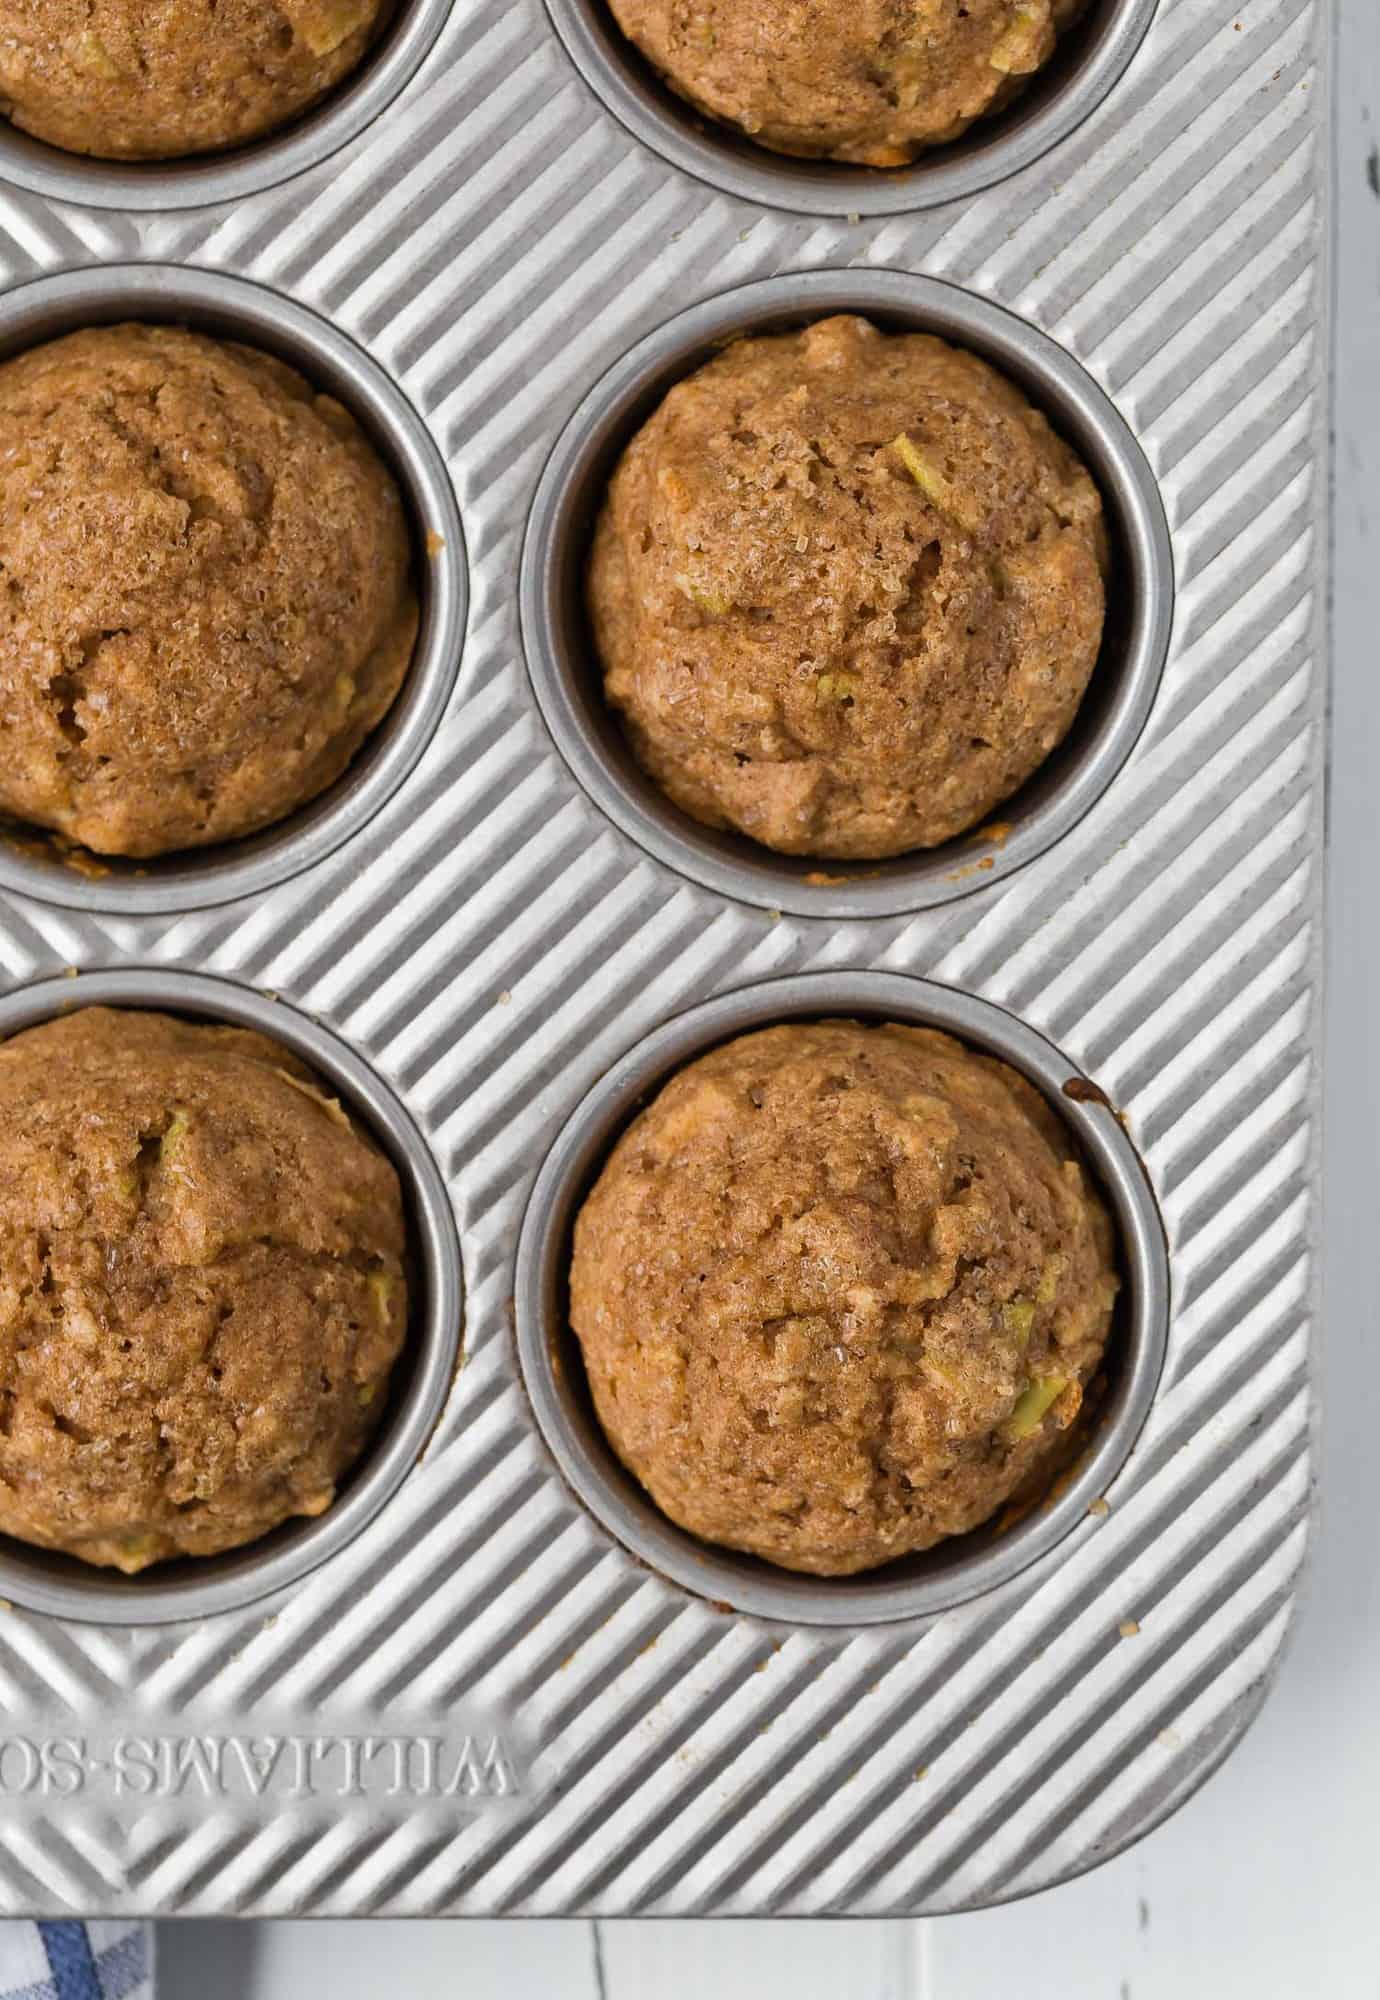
[0,1924,151,2000]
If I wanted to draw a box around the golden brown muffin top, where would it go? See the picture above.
[571,1020,1118,1575]
[0,0,389,160]
[610,0,1084,166]
[0,324,417,859]
[0,1006,408,1571]
[589,315,1107,861]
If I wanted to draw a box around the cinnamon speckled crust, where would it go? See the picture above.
[0,325,417,860]
[608,0,1084,167]
[0,1008,409,1572]
[0,0,388,161]
[570,1021,1118,1576]
[588,315,1107,860]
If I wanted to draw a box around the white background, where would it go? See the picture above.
[161,2,1370,1989]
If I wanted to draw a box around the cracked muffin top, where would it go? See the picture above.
[0,0,389,161]
[608,0,1084,167]
[570,1019,1119,1576]
[0,1006,409,1573]
[0,323,417,861]
[588,314,1107,860]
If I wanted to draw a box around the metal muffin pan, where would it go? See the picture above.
[543,0,1163,217]
[0,0,454,211]
[0,968,464,1625]
[0,0,1323,1922]
[521,266,1174,921]
[517,971,1170,1628]
[0,263,467,918]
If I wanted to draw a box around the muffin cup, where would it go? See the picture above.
[0,264,467,917]
[0,968,464,1626]
[543,0,1161,218]
[521,267,1173,921]
[515,971,1170,1629]
[0,0,452,211]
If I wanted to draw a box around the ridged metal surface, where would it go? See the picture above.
[0,0,1322,1917]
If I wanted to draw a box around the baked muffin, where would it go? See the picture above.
[608,0,1083,166]
[588,314,1107,860]
[0,323,417,860]
[0,1007,409,1572]
[0,0,389,161]
[570,1020,1119,1576]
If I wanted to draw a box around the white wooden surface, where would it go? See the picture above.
[161,2,1372,1989]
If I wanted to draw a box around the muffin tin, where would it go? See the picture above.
[0,0,1323,1922]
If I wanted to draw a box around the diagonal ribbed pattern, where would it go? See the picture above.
[0,0,1322,1917]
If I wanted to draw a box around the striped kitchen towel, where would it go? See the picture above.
[0,1923,152,2000]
